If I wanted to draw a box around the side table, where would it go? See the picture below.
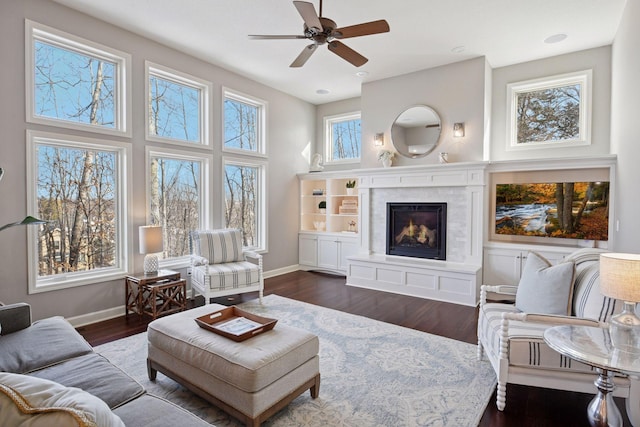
[125,270,184,319]
[544,325,640,427]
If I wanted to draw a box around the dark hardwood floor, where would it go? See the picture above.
[77,270,632,426]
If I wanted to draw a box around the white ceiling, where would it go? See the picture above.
[51,0,626,105]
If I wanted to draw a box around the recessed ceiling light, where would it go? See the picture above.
[544,33,567,44]
[316,89,330,95]
[355,71,369,77]
[451,46,465,54]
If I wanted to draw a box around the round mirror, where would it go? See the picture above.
[390,105,442,158]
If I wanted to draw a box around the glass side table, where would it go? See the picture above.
[544,325,640,427]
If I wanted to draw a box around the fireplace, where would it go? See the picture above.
[386,202,447,260]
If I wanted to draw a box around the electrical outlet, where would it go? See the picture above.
[187,267,192,276]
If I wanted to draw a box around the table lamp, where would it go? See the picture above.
[139,225,163,275]
[600,253,640,352]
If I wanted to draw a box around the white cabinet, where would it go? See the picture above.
[299,234,318,267]
[317,235,358,272]
[483,246,573,285]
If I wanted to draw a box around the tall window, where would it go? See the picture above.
[223,88,266,155]
[147,149,209,261]
[27,131,130,293]
[507,70,592,150]
[26,20,131,136]
[324,112,361,164]
[146,62,210,146]
[224,159,266,250]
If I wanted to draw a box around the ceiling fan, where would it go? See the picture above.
[249,0,390,68]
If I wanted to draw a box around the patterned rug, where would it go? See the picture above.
[96,295,496,426]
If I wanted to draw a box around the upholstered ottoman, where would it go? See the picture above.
[146,304,320,427]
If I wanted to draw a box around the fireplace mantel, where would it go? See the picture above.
[345,162,488,306]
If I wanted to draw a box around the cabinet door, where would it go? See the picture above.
[299,234,318,267]
[337,237,358,272]
[317,237,339,269]
[482,248,522,285]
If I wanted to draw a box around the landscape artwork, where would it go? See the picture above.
[495,181,609,241]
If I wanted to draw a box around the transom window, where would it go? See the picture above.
[223,88,266,155]
[324,112,361,164]
[27,131,130,293]
[224,158,267,251]
[147,149,209,262]
[146,62,211,146]
[507,70,592,150]
[26,20,131,136]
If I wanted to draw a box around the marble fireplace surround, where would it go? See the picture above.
[346,162,488,306]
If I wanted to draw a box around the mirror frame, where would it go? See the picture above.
[390,105,442,159]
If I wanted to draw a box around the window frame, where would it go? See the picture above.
[222,87,267,157]
[222,156,268,253]
[25,20,132,137]
[145,147,210,269]
[145,61,212,148]
[26,130,132,294]
[324,111,362,165]
[506,70,592,150]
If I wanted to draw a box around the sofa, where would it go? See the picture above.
[0,302,211,427]
[477,248,640,425]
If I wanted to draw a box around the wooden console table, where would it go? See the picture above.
[125,270,185,319]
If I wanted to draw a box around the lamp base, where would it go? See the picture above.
[143,254,159,275]
[609,301,640,354]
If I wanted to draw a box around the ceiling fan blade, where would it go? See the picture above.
[290,44,318,67]
[334,20,390,39]
[293,1,323,31]
[328,41,368,67]
[249,35,308,40]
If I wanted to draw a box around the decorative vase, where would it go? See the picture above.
[346,188,355,195]
[382,158,392,168]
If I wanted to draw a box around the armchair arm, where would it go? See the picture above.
[503,311,604,328]
[243,251,263,262]
[0,303,32,335]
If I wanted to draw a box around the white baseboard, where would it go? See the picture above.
[68,266,301,327]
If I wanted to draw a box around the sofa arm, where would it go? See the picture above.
[480,284,518,305]
[0,303,32,335]
[502,311,604,328]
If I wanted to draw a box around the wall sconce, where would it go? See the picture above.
[453,123,465,137]
[374,133,384,146]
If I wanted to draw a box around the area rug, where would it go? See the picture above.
[96,295,496,426]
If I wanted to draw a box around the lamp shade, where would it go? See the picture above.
[600,253,640,302]
[139,225,163,255]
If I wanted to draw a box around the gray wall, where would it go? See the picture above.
[0,0,314,320]
[611,0,640,252]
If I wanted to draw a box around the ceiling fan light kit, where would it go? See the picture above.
[249,0,390,68]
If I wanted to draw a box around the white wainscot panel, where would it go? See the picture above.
[406,272,436,290]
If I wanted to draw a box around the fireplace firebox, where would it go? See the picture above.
[386,202,447,260]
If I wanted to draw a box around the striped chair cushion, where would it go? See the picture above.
[193,261,260,291]
[190,229,244,264]
[479,302,595,373]
[565,248,621,322]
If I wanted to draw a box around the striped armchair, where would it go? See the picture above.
[189,229,263,304]
[477,248,640,423]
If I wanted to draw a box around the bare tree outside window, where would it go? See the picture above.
[149,74,200,142]
[331,118,361,160]
[149,156,201,258]
[34,41,116,128]
[224,164,258,247]
[516,84,580,144]
[224,97,259,152]
[36,145,118,277]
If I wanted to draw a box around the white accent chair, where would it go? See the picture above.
[189,229,263,304]
[477,248,640,425]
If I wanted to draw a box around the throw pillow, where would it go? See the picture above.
[515,251,576,315]
[0,372,125,427]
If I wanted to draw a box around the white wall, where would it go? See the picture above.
[490,46,612,161]
[0,0,314,320]
[360,57,487,168]
[611,0,640,252]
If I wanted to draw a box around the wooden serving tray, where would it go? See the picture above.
[195,306,277,342]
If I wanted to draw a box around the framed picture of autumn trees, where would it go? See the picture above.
[494,181,609,243]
